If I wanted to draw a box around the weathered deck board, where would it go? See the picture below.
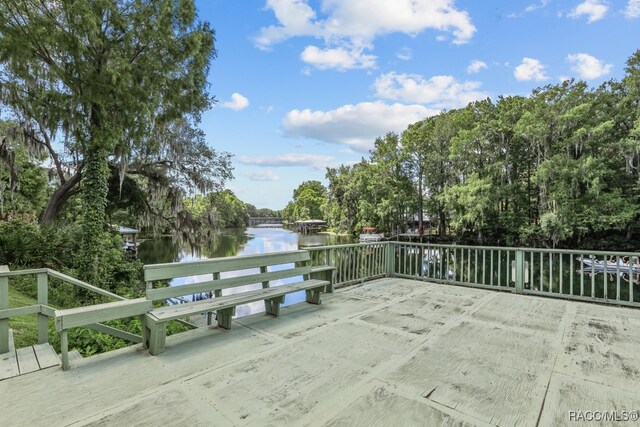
[32,343,60,370]
[0,329,19,380]
[1,277,640,426]
[0,330,62,380]
[16,347,40,374]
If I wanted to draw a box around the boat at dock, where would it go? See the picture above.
[576,256,640,273]
[359,227,384,243]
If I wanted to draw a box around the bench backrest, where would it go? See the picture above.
[143,250,311,301]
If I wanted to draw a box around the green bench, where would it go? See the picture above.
[141,250,334,355]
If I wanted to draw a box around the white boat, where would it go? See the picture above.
[577,256,640,273]
[359,227,384,243]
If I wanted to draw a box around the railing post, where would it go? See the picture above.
[37,272,49,344]
[385,242,395,277]
[515,249,524,294]
[0,266,9,353]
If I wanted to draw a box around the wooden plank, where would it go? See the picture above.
[85,323,143,343]
[148,279,329,321]
[47,270,126,301]
[32,343,60,370]
[0,305,41,320]
[0,329,19,380]
[144,250,310,281]
[16,347,39,375]
[55,298,153,331]
[146,266,312,300]
[311,266,337,273]
[36,273,48,344]
[0,266,8,354]
[40,305,56,318]
[0,268,48,277]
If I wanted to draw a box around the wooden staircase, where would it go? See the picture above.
[0,329,81,381]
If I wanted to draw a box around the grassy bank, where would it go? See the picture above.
[8,287,42,348]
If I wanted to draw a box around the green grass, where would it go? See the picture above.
[8,287,41,348]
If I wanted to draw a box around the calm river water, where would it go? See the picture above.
[137,227,355,317]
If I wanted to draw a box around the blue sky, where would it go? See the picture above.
[196,0,640,210]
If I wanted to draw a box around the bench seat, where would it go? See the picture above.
[143,279,328,355]
[147,279,329,322]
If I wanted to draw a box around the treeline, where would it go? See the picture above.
[322,51,640,248]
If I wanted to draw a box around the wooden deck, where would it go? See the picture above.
[2,277,640,426]
[0,330,62,380]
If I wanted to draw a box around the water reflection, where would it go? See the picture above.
[138,227,355,318]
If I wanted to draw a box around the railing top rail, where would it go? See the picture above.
[390,241,640,256]
[0,268,49,277]
[47,270,127,301]
[303,242,387,251]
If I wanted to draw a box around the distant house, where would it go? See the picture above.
[295,220,327,234]
[115,225,139,254]
[405,214,433,235]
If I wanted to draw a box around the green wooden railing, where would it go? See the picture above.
[3,242,638,358]
[306,241,640,308]
[306,242,388,287]
[0,267,140,355]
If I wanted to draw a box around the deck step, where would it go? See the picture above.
[0,329,62,381]
[68,350,83,362]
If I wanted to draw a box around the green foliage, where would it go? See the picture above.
[0,0,224,275]
[286,180,327,221]
[0,220,77,269]
[0,219,142,300]
[180,189,249,244]
[317,50,640,247]
[8,287,41,348]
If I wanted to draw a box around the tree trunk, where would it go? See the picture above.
[438,208,446,237]
[80,146,110,283]
[40,172,82,224]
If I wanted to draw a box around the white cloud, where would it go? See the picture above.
[525,0,550,13]
[569,0,608,22]
[467,60,488,74]
[255,0,476,70]
[282,101,437,152]
[373,72,488,108]
[508,0,550,17]
[514,58,548,81]
[242,170,280,181]
[566,53,612,79]
[221,93,250,111]
[626,0,640,18]
[301,44,376,70]
[237,153,336,169]
[396,47,413,61]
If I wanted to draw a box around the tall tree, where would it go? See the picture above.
[0,0,216,281]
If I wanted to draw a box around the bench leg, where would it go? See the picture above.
[207,311,213,326]
[147,321,167,356]
[327,270,335,293]
[305,288,323,305]
[217,307,235,330]
[141,315,150,349]
[264,296,285,317]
